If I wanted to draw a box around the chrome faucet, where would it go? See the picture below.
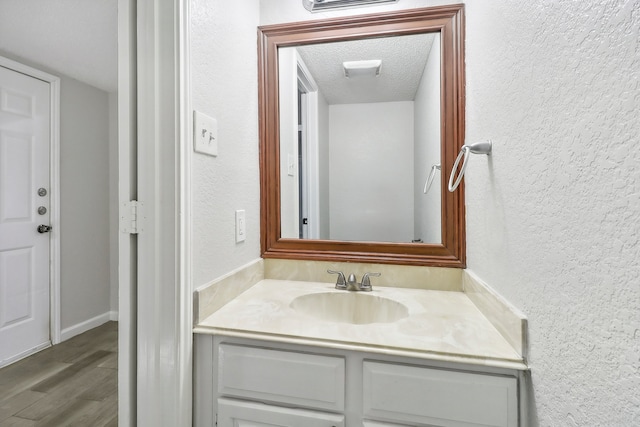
[327,270,380,292]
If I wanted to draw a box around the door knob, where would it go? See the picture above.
[37,225,52,233]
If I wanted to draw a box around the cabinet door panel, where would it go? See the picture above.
[217,398,345,427]
[363,361,518,427]
[218,343,345,411]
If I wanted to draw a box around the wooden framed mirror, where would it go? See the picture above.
[258,4,465,267]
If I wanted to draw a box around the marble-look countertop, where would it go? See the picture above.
[194,279,527,370]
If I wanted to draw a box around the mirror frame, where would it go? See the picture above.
[258,4,466,267]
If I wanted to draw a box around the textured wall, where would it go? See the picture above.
[190,0,261,288]
[464,1,640,425]
[259,0,640,425]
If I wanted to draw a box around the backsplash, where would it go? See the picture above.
[264,259,463,291]
[194,259,264,324]
[462,270,528,360]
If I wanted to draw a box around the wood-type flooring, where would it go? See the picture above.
[0,321,117,426]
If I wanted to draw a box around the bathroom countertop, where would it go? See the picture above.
[194,279,527,370]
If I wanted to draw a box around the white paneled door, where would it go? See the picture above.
[0,65,51,367]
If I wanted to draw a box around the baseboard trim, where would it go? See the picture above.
[60,311,118,342]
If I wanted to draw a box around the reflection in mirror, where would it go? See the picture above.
[259,5,466,267]
[279,33,442,244]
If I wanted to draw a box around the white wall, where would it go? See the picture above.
[317,91,330,239]
[259,0,640,425]
[329,102,414,242]
[59,76,111,330]
[191,0,261,288]
[413,34,441,244]
[108,92,118,315]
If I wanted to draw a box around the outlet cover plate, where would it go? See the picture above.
[235,210,246,243]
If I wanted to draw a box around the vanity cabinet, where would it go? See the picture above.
[195,335,521,427]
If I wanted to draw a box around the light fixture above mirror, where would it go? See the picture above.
[258,5,466,267]
[303,0,399,12]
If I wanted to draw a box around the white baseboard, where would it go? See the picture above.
[60,311,118,342]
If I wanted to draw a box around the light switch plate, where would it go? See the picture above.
[235,210,246,243]
[193,110,218,156]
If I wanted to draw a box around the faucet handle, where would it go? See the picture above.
[360,272,381,291]
[327,270,347,289]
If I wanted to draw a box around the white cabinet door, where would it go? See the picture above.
[363,361,518,427]
[218,343,345,411]
[218,398,345,427]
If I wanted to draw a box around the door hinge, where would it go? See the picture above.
[215,413,218,426]
[120,200,144,234]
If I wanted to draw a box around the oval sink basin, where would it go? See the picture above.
[290,292,409,325]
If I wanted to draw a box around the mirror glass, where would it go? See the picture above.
[278,32,442,244]
[259,5,466,267]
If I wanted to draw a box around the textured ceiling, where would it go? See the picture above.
[295,32,436,104]
[0,0,117,93]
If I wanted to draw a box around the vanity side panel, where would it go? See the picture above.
[193,334,215,427]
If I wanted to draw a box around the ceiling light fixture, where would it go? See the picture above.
[303,0,398,12]
[343,60,382,78]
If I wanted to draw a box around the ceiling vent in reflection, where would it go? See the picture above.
[343,60,382,78]
[303,0,398,12]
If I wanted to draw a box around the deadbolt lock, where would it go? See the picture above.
[38,188,47,197]
[38,206,47,215]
